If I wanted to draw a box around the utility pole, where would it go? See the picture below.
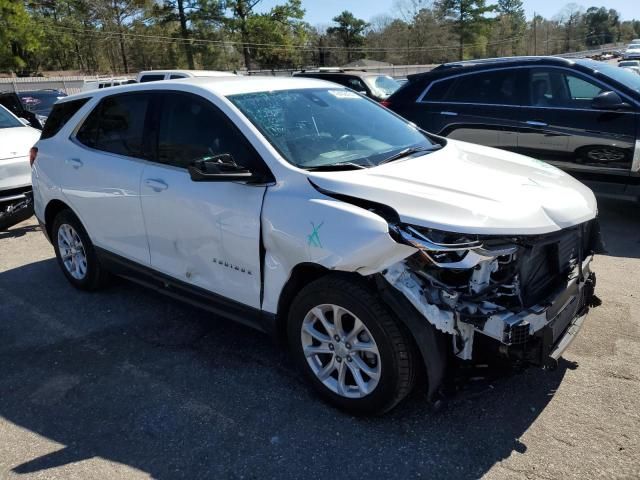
[533,12,537,55]
[459,1,464,61]
[406,25,412,65]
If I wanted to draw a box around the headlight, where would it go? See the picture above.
[394,224,516,269]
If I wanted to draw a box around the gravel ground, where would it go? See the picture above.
[0,196,638,480]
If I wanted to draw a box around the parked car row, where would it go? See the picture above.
[25,70,601,414]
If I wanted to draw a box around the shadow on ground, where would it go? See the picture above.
[3,196,635,479]
[0,222,40,240]
[595,196,640,259]
[1,258,568,479]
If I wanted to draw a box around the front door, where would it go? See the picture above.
[516,67,638,192]
[139,92,267,309]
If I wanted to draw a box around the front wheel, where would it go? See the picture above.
[288,275,418,415]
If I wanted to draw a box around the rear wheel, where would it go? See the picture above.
[288,275,418,415]
[52,210,108,290]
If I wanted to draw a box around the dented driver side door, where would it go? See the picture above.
[139,92,265,309]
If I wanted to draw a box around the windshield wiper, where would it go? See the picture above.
[304,162,367,171]
[379,145,440,165]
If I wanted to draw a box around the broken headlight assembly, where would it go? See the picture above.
[385,221,599,361]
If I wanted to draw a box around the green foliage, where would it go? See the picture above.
[584,7,620,46]
[2,1,640,75]
[434,0,496,59]
[0,0,41,72]
[326,10,369,62]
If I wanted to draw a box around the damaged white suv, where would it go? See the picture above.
[32,77,600,414]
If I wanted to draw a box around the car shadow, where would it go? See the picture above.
[0,221,40,239]
[595,196,640,259]
[0,258,572,479]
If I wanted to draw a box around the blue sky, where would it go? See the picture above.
[257,0,638,26]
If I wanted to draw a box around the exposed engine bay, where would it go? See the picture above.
[383,220,601,363]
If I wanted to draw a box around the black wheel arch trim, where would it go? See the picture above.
[374,274,448,400]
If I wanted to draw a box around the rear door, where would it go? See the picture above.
[516,67,637,191]
[64,92,151,264]
[413,68,525,150]
[139,91,267,309]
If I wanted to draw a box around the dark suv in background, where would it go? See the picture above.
[293,69,401,102]
[0,91,43,130]
[385,57,640,200]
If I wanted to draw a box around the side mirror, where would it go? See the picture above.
[188,154,258,183]
[591,91,631,110]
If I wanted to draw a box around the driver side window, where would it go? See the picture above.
[528,69,604,109]
[565,75,602,102]
[157,93,253,169]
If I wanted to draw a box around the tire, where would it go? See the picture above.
[51,209,108,291]
[287,274,418,415]
[0,197,34,231]
[577,145,629,165]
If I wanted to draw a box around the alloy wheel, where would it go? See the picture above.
[57,223,88,280]
[586,147,625,163]
[300,304,381,398]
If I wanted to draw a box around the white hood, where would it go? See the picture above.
[308,140,597,235]
[0,126,40,160]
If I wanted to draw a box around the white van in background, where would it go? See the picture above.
[82,77,135,92]
[136,70,236,83]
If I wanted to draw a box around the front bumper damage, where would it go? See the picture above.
[384,220,600,367]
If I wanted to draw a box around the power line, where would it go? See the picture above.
[43,22,535,53]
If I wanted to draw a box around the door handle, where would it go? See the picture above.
[65,158,83,169]
[144,178,168,192]
[525,120,548,127]
[440,111,458,116]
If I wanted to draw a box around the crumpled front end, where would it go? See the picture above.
[383,220,602,366]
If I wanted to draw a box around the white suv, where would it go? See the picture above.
[31,77,600,414]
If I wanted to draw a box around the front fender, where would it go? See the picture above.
[261,180,415,314]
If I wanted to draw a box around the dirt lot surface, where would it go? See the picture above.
[0,196,638,479]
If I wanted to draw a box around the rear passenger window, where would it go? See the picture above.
[76,94,150,159]
[156,93,254,169]
[423,77,456,101]
[429,70,519,105]
[139,74,165,83]
[40,98,90,139]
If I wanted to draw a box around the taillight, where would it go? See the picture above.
[29,147,38,167]
[380,100,392,108]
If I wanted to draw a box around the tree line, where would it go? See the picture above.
[1,0,639,76]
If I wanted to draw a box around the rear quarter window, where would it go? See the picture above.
[423,77,456,101]
[40,98,90,139]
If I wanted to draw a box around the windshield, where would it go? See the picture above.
[228,88,435,169]
[364,75,401,98]
[578,60,640,94]
[0,105,22,128]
